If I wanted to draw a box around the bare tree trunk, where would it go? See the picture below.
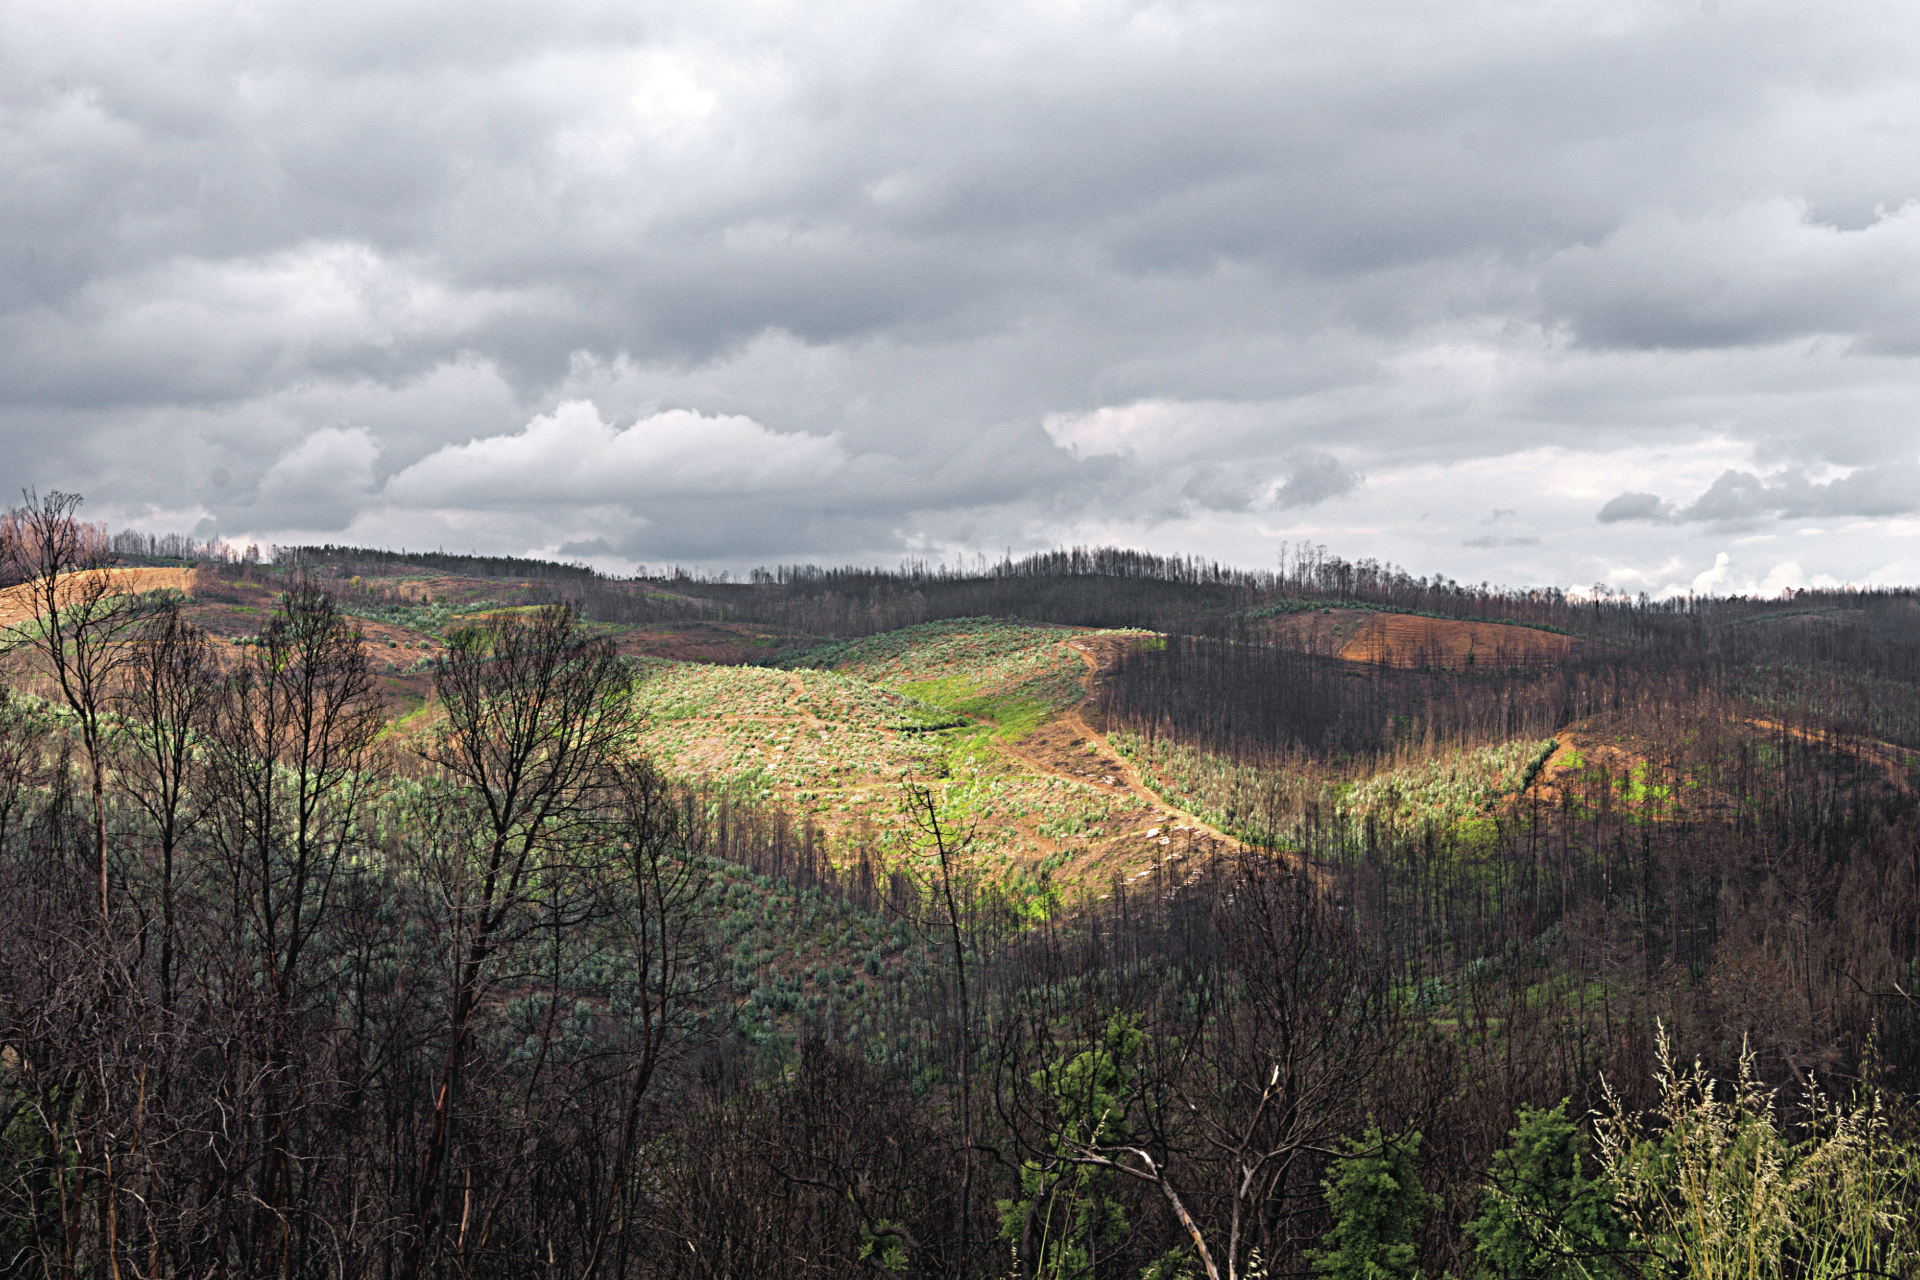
[404,604,632,1280]
[1,489,136,929]
[902,783,976,1280]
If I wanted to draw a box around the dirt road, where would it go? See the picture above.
[989,635,1254,859]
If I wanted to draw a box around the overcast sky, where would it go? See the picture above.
[6,0,1920,594]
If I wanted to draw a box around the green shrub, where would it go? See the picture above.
[1466,1099,1628,1280]
[1310,1122,1434,1280]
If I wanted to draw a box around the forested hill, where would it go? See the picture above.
[113,530,1920,650]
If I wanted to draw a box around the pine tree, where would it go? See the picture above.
[998,1015,1140,1279]
[1465,1100,1627,1280]
[1310,1122,1434,1280]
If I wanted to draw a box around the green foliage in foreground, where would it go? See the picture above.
[1466,1100,1629,1280]
[1310,1124,1435,1280]
[997,1016,1141,1278]
[1593,1030,1920,1280]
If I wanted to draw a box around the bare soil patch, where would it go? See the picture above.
[1519,731,1643,807]
[0,566,194,630]
[1254,607,1377,657]
[1335,613,1579,671]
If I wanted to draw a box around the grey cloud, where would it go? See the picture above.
[3,0,1920,581]
[1598,461,1920,528]
[1272,451,1363,509]
[1462,534,1539,548]
[1597,491,1678,524]
[1677,464,1920,523]
[243,427,381,531]
[1683,470,1777,523]
[1539,199,1920,353]
[1182,466,1262,513]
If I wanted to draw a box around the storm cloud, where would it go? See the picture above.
[4,0,1920,593]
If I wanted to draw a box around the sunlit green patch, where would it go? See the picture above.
[1619,760,1672,806]
[903,682,1051,740]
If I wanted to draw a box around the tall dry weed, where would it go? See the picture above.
[1591,1025,1918,1280]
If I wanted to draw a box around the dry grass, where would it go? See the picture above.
[0,566,193,630]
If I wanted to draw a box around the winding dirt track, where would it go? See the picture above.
[1745,717,1915,794]
[992,636,1253,859]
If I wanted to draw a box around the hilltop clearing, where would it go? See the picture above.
[2,569,1243,905]
[782,617,1093,735]
[1257,604,1581,669]
[0,565,193,631]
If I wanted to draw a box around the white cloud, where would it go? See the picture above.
[2,0,1919,582]
[383,400,850,509]
[1040,400,1265,463]
[1691,552,1733,596]
[1757,560,1805,595]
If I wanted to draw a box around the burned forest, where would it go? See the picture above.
[2,498,1918,1279]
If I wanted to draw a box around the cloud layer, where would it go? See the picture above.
[1598,459,1920,526]
[3,0,1919,591]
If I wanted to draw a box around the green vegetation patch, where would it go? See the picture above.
[331,594,500,636]
[1337,739,1557,841]
[900,677,1050,740]
[1111,729,1557,850]
[782,619,1088,726]
[632,662,958,730]
[1108,729,1310,846]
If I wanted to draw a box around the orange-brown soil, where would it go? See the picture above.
[1519,731,1646,807]
[0,566,194,630]
[1259,608,1579,671]
[998,714,1232,893]
[988,629,1304,896]
[1253,608,1377,657]
[1336,613,1579,671]
[1,567,446,720]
